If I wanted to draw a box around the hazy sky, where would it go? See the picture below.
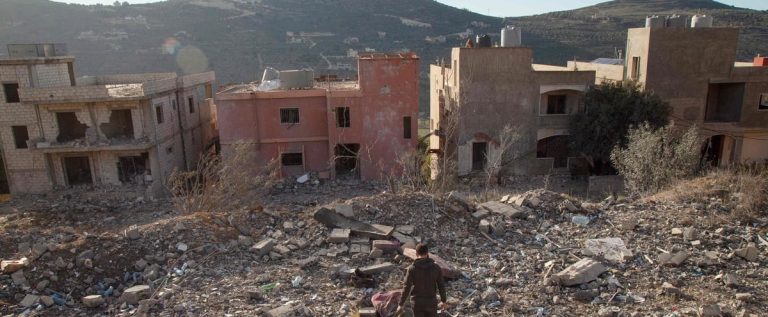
[55,0,768,17]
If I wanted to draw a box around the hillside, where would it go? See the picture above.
[0,0,766,113]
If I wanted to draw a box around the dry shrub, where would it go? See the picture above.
[167,141,278,213]
[611,123,700,195]
[650,168,768,220]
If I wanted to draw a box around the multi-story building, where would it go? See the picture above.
[581,16,768,166]
[429,40,596,178]
[215,53,419,180]
[0,44,216,196]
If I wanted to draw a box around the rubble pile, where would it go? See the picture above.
[1,184,767,316]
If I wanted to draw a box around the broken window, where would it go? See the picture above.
[630,56,641,80]
[117,153,148,183]
[472,142,487,171]
[100,109,134,139]
[537,135,571,169]
[759,93,768,110]
[12,126,29,149]
[705,83,744,122]
[188,96,195,114]
[281,152,303,166]
[155,104,164,124]
[336,107,350,127]
[280,108,299,124]
[335,143,359,176]
[546,95,567,114]
[403,116,412,139]
[56,112,88,143]
[3,83,20,103]
[64,156,92,186]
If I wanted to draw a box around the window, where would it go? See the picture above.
[630,56,641,80]
[3,83,20,103]
[336,107,350,127]
[155,104,164,124]
[280,108,299,124]
[12,126,29,149]
[546,95,567,114]
[281,153,303,166]
[188,96,195,113]
[403,116,412,139]
[760,93,768,110]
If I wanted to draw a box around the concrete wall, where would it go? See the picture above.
[567,61,624,84]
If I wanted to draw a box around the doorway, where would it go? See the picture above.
[335,143,360,177]
[472,142,488,171]
[64,156,93,186]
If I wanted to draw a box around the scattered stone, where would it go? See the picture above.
[369,248,384,258]
[19,294,39,307]
[358,262,396,274]
[126,227,141,240]
[1,257,29,273]
[372,240,399,251]
[135,259,148,271]
[722,273,741,288]
[659,251,689,267]
[266,302,311,317]
[552,258,607,286]
[661,282,682,296]
[238,235,254,247]
[482,287,500,302]
[82,295,105,308]
[119,285,150,305]
[683,227,698,241]
[583,238,633,263]
[734,243,759,262]
[40,295,54,307]
[735,293,752,301]
[391,231,416,245]
[671,228,683,236]
[251,238,276,256]
[11,269,27,286]
[699,304,721,317]
[396,225,415,235]
[479,219,491,233]
[313,207,391,239]
[335,204,355,218]
[176,242,188,252]
[447,191,472,210]
[327,229,351,243]
[597,306,621,317]
[472,209,489,219]
[274,244,291,255]
[479,201,527,219]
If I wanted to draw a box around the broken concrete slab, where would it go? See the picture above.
[19,294,40,307]
[1,257,28,273]
[735,243,759,262]
[119,285,150,305]
[391,231,416,245]
[266,302,312,317]
[447,191,472,210]
[553,258,607,286]
[402,248,460,279]
[327,228,351,243]
[313,207,391,239]
[658,251,689,267]
[472,209,489,219]
[11,269,27,286]
[395,225,415,235]
[479,219,491,233]
[358,262,396,274]
[479,201,527,219]
[251,238,276,256]
[371,240,400,251]
[82,295,105,308]
[583,238,633,263]
[335,204,355,218]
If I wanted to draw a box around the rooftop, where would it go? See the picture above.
[359,52,418,60]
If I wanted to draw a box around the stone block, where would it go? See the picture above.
[658,251,689,267]
[328,229,351,243]
[19,294,39,307]
[82,295,105,308]
[251,238,276,256]
[583,238,633,263]
[735,243,759,262]
[479,219,491,233]
[119,285,150,305]
[479,201,527,219]
[359,262,396,274]
[372,240,400,251]
[335,204,355,218]
[1,257,28,273]
[553,258,607,286]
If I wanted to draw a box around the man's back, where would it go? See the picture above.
[400,257,446,317]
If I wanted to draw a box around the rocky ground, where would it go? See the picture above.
[0,177,766,317]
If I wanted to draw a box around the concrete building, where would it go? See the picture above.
[0,44,216,195]
[582,17,768,166]
[429,45,596,178]
[216,52,419,180]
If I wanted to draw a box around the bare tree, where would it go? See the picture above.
[483,124,523,197]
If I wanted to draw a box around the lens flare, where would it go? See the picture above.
[162,38,181,55]
[176,45,209,74]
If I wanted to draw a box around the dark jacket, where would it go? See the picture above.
[399,257,447,306]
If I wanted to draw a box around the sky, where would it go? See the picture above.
[56,0,768,17]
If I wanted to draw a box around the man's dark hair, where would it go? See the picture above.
[415,243,429,255]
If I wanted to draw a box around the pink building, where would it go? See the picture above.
[216,53,419,180]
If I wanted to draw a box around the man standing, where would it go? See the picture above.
[397,244,447,317]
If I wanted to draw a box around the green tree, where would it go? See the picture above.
[569,81,671,174]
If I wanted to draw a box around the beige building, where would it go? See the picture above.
[581,17,768,166]
[0,44,216,196]
[429,45,595,178]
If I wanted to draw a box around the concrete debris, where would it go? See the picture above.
[358,262,396,274]
[371,240,400,251]
[553,258,607,286]
[119,285,150,305]
[722,273,741,288]
[471,209,489,219]
[82,295,105,308]
[328,228,351,243]
[251,238,276,256]
[699,304,721,317]
[313,207,392,239]
[479,201,527,219]
[447,191,472,210]
[267,302,312,317]
[335,204,355,218]
[1,257,29,273]
[479,219,491,233]
[19,294,40,307]
[658,251,689,267]
[734,243,759,262]
[11,269,27,286]
[583,238,633,263]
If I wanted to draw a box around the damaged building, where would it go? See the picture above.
[573,15,768,167]
[216,53,419,180]
[428,29,596,178]
[0,44,217,195]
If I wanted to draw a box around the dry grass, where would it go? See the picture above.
[648,168,768,220]
[166,141,278,214]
